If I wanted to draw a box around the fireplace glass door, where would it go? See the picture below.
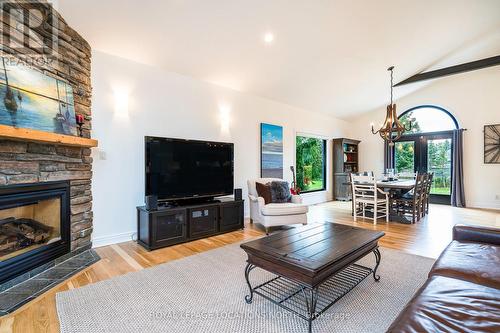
[1,198,62,262]
[0,181,70,285]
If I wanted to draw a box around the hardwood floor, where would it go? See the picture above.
[310,201,499,258]
[0,202,498,333]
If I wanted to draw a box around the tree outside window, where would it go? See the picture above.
[395,142,415,173]
[428,139,452,195]
[296,136,326,192]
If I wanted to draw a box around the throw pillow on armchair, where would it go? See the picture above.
[270,181,292,203]
[255,182,272,204]
[256,181,293,204]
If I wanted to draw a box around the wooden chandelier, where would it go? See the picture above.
[371,66,411,145]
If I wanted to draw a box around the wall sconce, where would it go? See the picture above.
[113,89,129,116]
[220,105,230,130]
[219,104,231,138]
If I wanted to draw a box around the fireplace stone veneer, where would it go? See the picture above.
[0,0,95,253]
[0,0,97,313]
[0,142,96,287]
[0,141,94,253]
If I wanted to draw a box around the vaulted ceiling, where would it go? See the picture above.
[57,0,500,119]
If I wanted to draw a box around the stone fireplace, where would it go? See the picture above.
[0,144,99,315]
[0,0,98,314]
[0,142,95,253]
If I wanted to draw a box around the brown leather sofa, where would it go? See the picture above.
[387,224,500,333]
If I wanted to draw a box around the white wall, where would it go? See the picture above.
[348,66,500,209]
[90,51,349,247]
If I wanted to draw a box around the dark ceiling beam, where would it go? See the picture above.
[394,55,500,87]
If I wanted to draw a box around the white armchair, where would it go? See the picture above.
[247,178,308,234]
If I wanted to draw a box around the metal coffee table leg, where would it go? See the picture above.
[244,262,256,304]
[372,248,381,281]
[303,287,319,333]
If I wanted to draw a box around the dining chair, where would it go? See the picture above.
[394,174,426,223]
[349,171,374,215]
[352,171,374,176]
[418,173,428,218]
[422,173,434,216]
[351,174,389,224]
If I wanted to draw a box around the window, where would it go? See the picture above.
[399,106,458,134]
[295,136,326,193]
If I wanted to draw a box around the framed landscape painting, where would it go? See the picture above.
[261,123,283,178]
[0,58,77,136]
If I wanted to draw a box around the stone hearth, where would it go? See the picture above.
[0,249,100,315]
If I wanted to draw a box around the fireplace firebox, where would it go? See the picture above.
[0,181,70,285]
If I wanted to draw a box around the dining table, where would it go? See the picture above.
[347,179,416,224]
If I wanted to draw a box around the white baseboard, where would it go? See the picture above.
[468,201,500,210]
[92,231,136,248]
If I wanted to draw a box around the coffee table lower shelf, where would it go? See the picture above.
[245,263,374,332]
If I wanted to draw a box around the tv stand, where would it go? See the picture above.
[137,198,244,250]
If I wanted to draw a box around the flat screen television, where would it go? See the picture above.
[145,136,234,202]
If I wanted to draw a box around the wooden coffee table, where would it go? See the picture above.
[240,223,385,332]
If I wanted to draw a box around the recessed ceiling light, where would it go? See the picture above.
[263,32,274,44]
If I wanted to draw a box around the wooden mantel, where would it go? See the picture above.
[0,124,98,148]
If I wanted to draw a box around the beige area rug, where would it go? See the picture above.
[56,242,434,333]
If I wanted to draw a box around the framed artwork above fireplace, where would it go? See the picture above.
[0,58,78,136]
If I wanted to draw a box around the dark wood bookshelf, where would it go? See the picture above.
[332,138,360,201]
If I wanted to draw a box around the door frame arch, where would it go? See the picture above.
[385,105,459,205]
[398,104,460,131]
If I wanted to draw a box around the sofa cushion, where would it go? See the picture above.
[255,182,272,204]
[261,203,308,216]
[429,240,500,289]
[387,275,500,333]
